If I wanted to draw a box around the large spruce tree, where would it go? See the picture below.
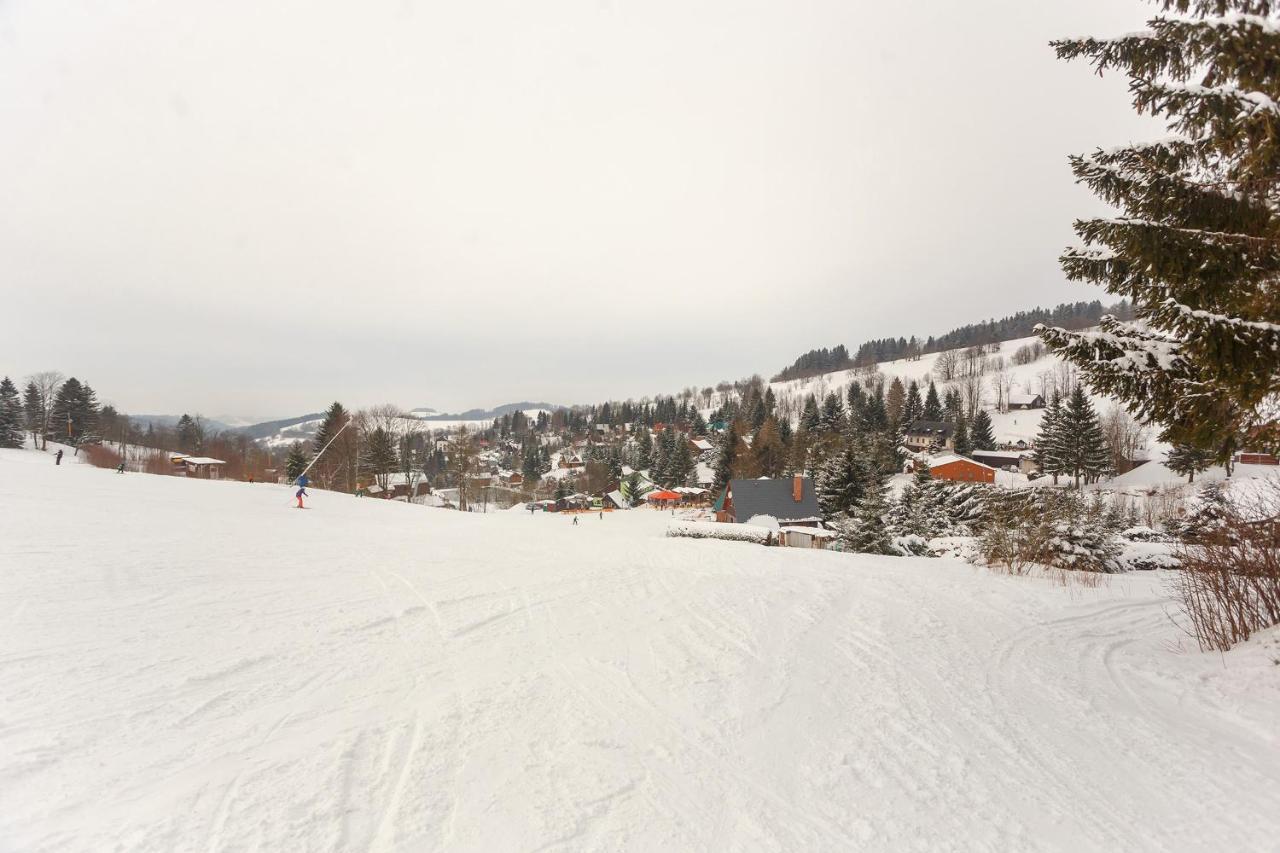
[0,377,24,448]
[1061,386,1112,485]
[1039,2,1280,464]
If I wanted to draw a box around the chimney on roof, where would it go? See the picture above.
[793,474,803,503]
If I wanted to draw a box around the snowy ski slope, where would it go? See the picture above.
[1,449,1278,851]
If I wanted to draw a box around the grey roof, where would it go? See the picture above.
[907,420,954,439]
[728,477,821,523]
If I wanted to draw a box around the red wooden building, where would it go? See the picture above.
[928,454,996,484]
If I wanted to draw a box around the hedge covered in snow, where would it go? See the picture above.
[667,520,771,544]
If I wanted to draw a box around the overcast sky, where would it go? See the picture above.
[0,0,1160,419]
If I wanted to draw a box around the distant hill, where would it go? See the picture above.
[771,300,1132,382]
[238,413,326,441]
[129,414,238,433]
[414,401,560,421]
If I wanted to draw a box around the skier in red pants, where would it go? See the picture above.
[295,473,309,508]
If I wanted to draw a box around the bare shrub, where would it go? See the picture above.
[143,452,175,476]
[83,444,122,470]
[1174,483,1280,651]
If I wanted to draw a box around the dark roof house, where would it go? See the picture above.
[715,476,822,526]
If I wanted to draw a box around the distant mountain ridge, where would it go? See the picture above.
[771,300,1132,383]
[415,401,559,421]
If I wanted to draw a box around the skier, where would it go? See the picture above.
[572,515,579,526]
[55,449,63,465]
[295,473,309,509]
[116,461,126,474]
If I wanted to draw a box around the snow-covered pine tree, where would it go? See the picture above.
[1034,391,1068,485]
[1061,386,1111,485]
[362,427,399,490]
[752,417,786,477]
[952,416,973,457]
[1039,3,1280,464]
[0,377,24,448]
[712,421,738,495]
[970,409,997,451]
[837,475,894,554]
[800,394,821,432]
[817,443,869,521]
[922,382,942,421]
[903,380,924,425]
[1172,480,1231,541]
[666,434,692,486]
[285,442,309,481]
[1166,441,1215,483]
[943,387,963,425]
[22,381,43,447]
[820,392,845,434]
[633,428,653,470]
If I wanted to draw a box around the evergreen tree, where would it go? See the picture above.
[0,377,24,448]
[606,444,624,486]
[837,475,893,554]
[362,427,399,490]
[970,409,997,451]
[1040,4,1280,464]
[942,387,963,424]
[922,382,942,421]
[817,443,869,521]
[285,442,309,481]
[521,445,542,487]
[800,394,821,432]
[176,414,201,453]
[1061,386,1111,485]
[22,381,43,447]
[752,417,786,478]
[633,428,653,470]
[1034,392,1068,485]
[1172,481,1231,541]
[712,421,739,495]
[903,380,924,425]
[820,392,845,433]
[952,416,972,457]
[50,378,99,447]
[1166,441,1214,483]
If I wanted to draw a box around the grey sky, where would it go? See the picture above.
[0,0,1159,419]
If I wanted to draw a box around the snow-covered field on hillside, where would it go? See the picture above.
[2,449,1278,852]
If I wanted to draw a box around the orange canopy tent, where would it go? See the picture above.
[645,490,683,502]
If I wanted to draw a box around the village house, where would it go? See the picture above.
[904,420,955,453]
[928,454,996,484]
[777,526,838,550]
[1007,392,1046,410]
[688,436,714,456]
[714,475,822,527]
[170,455,226,479]
[971,450,1040,476]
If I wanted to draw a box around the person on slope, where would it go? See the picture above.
[55,449,63,465]
[116,461,126,474]
[295,473,309,509]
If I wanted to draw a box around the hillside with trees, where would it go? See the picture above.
[772,300,1131,381]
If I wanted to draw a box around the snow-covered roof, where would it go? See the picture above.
[782,526,836,538]
[174,456,226,465]
[929,454,996,471]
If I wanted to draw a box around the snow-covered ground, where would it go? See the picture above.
[2,449,1278,851]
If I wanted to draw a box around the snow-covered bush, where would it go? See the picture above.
[979,489,1122,574]
[1121,525,1168,543]
[1117,542,1181,572]
[1174,481,1280,651]
[667,520,771,544]
[890,534,930,557]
